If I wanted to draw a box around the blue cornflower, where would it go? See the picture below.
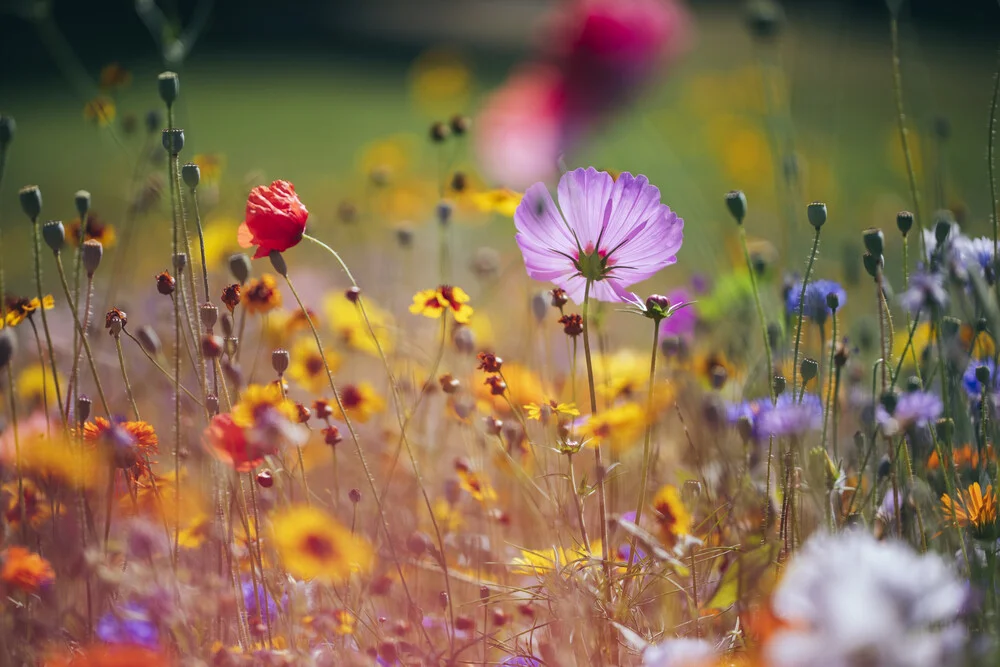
[242,577,280,623]
[875,390,942,429]
[898,271,948,316]
[757,393,823,437]
[786,279,847,326]
[96,602,159,648]
[963,358,998,398]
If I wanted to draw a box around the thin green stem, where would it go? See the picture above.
[32,218,65,424]
[791,228,821,394]
[890,15,926,259]
[53,256,110,416]
[738,227,775,403]
[821,310,838,452]
[988,45,1000,306]
[114,334,140,420]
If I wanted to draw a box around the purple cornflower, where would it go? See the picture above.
[659,288,696,339]
[242,577,280,623]
[757,393,823,437]
[876,390,942,429]
[785,279,846,326]
[898,271,948,316]
[963,358,998,397]
[513,167,683,304]
[96,602,159,648]
[501,658,543,667]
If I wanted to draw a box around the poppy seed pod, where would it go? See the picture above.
[81,240,103,276]
[42,220,65,253]
[75,190,91,219]
[271,349,290,375]
[773,375,786,397]
[430,121,449,143]
[200,303,218,330]
[807,202,827,229]
[896,211,913,237]
[862,252,882,279]
[76,396,92,424]
[934,215,953,246]
[182,163,200,189]
[801,358,819,384]
[136,325,161,355]
[862,228,884,257]
[268,250,287,277]
[935,417,955,443]
[19,185,42,221]
[107,315,123,337]
[826,291,840,311]
[0,328,16,370]
[976,365,991,387]
[450,114,470,136]
[725,190,747,224]
[173,252,187,270]
[228,253,251,284]
[157,71,179,106]
[0,115,15,149]
[161,128,184,155]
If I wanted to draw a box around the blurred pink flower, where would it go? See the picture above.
[513,167,683,304]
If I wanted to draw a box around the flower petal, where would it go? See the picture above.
[557,167,614,251]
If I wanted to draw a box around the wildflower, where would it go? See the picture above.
[242,274,283,314]
[559,313,584,336]
[785,279,846,327]
[928,444,994,471]
[513,167,683,304]
[510,541,600,576]
[578,402,648,451]
[457,467,498,503]
[192,153,225,186]
[232,382,300,428]
[766,530,965,667]
[643,638,716,667]
[322,426,342,447]
[11,429,103,490]
[753,393,823,437]
[899,271,948,315]
[96,603,159,648]
[2,479,58,529]
[524,400,580,421]
[16,364,63,407]
[1,546,54,593]
[287,338,341,393]
[331,383,385,423]
[270,505,374,582]
[963,358,998,397]
[651,484,691,547]
[284,307,320,336]
[410,285,474,324]
[324,291,395,356]
[204,413,267,472]
[68,213,117,248]
[471,188,523,217]
[485,376,507,396]
[941,482,997,536]
[875,390,942,431]
[5,294,54,327]
[238,180,309,258]
[83,96,116,126]
[659,288,697,339]
[83,417,158,477]
[477,351,503,373]
[221,283,241,312]
[242,577,280,623]
[99,63,132,90]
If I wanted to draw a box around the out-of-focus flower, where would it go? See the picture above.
[2,479,59,529]
[287,338,341,393]
[410,285,474,324]
[766,530,965,667]
[941,482,997,536]
[1,546,54,593]
[83,417,158,477]
[643,638,716,667]
[83,96,116,126]
[433,498,464,533]
[324,291,395,356]
[242,577,280,623]
[242,274,283,314]
[651,484,691,547]
[511,540,601,576]
[6,295,54,327]
[876,390,942,431]
[928,444,994,472]
[44,646,170,667]
[231,382,304,455]
[659,288,696,339]
[513,167,683,304]
[899,271,948,316]
[10,430,104,490]
[285,307,321,336]
[204,413,266,472]
[99,63,132,91]
[332,609,356,635]
[68,214,116,248]
[470,189,524,217]
[457,468,497,504]
[201,219,241,269]
[329,383,385,423]
[270,505,374,582]
[238,180,309,259]
[786,279,846,327]
[524,400,580,421]
[756,394,823,437]
[192,153,225,186]
[356,134,418,185]
[96,602,159,648]
[578,402,648,452]
[409,50,472,117]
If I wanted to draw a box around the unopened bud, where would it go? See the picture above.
[182,163,200,189]
[0,115,14,150]
[76,396,92,424]
[0,329,15,370]
[19,185,41,221]
[800,358,819,384]
[157,71,180,106]
[136,326,161,355]
[725,190,747,224]
[74,190,91,219]
[349,488,361,504]
[43,220,65,253]
[862,228,884,256]
[268,250,287,277]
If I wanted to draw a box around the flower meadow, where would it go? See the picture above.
[2,1,1000,666]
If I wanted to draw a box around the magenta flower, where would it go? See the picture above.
[513,167,683,304]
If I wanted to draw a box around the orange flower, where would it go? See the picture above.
[44,645,170,667]
[83,417,158,476]
[1,546,54,593]
[204,413,268,472]
[242,274,283,315]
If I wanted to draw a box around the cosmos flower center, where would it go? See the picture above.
[573,248,612,282]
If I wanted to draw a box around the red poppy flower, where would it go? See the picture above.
[238,180,309,259]
[204,413,263,472]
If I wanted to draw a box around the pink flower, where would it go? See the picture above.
[513,167,683,304]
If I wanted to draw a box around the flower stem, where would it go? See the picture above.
[821,309,837,453]
[989,45,1000,306]
[891,14,926,260]
[32,216,65,424]
[114,334,140,420]
[791,228,821,395]
[53,257,110,416]
[738,227,775,403]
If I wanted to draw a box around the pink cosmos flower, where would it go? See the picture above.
[513,167,683,304]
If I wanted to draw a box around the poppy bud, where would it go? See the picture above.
[876,455,891,480]
[736,415,753,443]
[228,253,251,284]
[136,326,161,355]
[19,185,41,221]
[82,240,103,276]
[272,349,290,375]
[349,488,361,504]
[941,316,961,340]
[345,286,361,304]
[725,190,747,224]
[43,220,65,253]
[430,121,449,142]
[773,375,786,397]
[935,417,955,443]
[323,426,342,447]
[200,303,218,330]
[879,391,898,415]
[450,171,468,193]
[156,271,176,295]
[934,215,953,246]
[206,394,219,414]
[182,162,200,189]
[904,376,922,392]
[337,200,358,223]
[221,313,234,337]
[976,365,991,387]
[896,211,913,237]
[862,228,884,256]
[484,416,503,436]
[0,328,15,370]
[257,470,274,488]
[531,292,548,322]
[268,250,287,277]
[161,128,184,155]
[76,395,92,424]
[0,115,14,150]
[157,71,180,106]
[807,202,827,229]
[74,190,91,219]
[395,226,414,248]
[800,358,818,384]
[439,374,460,394]
[173,252,187,270]
[450,114,470,136]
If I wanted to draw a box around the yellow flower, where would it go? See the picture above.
[524,401,580,422]
[408,49,472,117]
[332,609,356,635]
[432,498,463,533]
[271,505,374,582]
[5,295,54,327]
[287,339,341,394]
[457,468,497,504]
[510,540,600,576]
[324,291,395,356]
[242,274,283,315]
[651,484,692,547]
[200,219,241,270]
[83,96,116,126]
[893,322,933,368]
[17,434,105,490]
[16,363,64,408]
[177,512,212,550]
[593,350,650,400]
[356,134,418,184]
[330,382,385,423]
[232,383,300,428]
[941,482,997,535]
[470,189,523,217]
[579,402,648,453]
[192,154,226,186]
[409,285,473,324]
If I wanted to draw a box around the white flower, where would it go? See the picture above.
[767,530,966,667]
[642,638,716,667]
